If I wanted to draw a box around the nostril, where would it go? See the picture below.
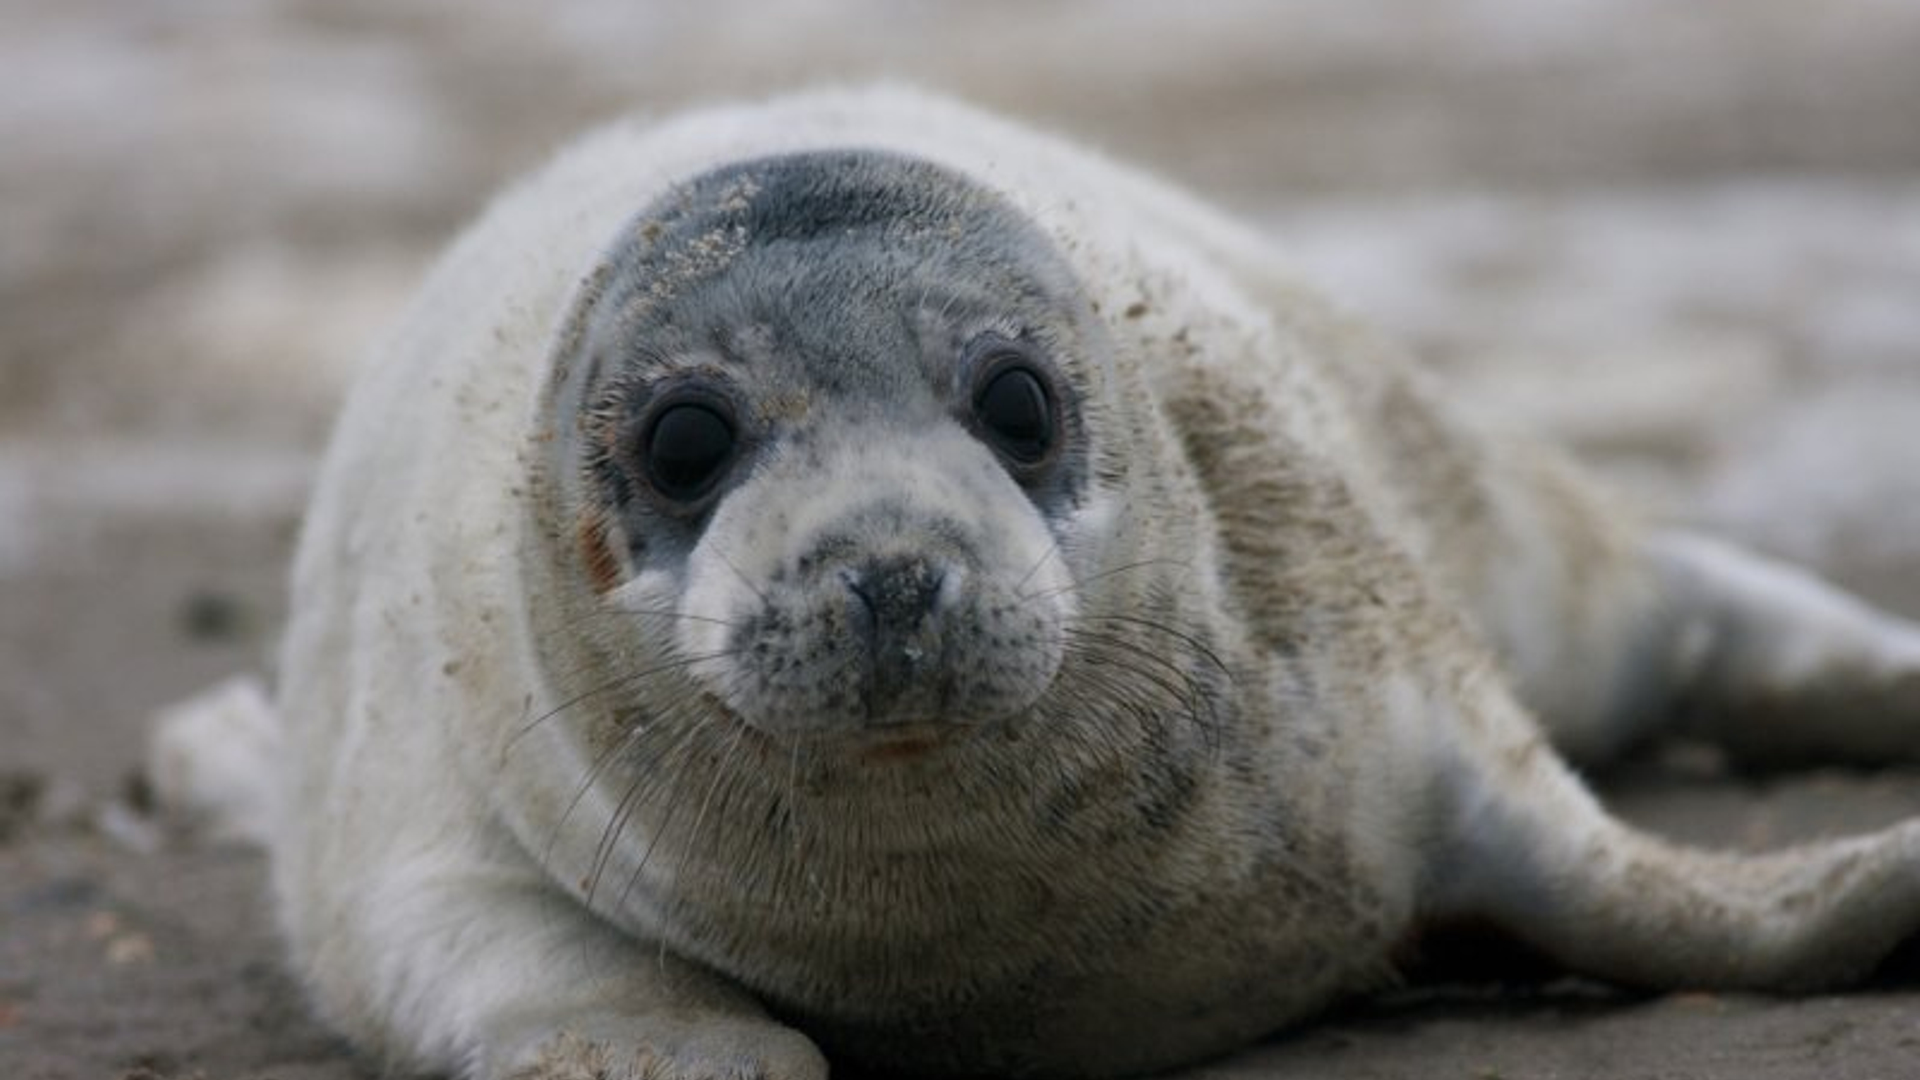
[840,557,949,632]
[840,566,880,638]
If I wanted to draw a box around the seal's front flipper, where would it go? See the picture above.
[472,903,828,1080]
[148,675,281,846]
[1426,676,1920,991]
[295,839,827,1080]
[1648,532,1920,766]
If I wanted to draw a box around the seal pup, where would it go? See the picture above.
[175,87,1920,1079]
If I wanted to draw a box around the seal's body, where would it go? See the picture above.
[251,89,1920,1079]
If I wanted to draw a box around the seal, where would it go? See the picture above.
[178,87,1920,1080]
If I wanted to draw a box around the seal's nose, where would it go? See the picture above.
[842,556,947,631]
[840,556,956,721]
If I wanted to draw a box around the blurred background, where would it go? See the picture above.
[4,2,1920,1078]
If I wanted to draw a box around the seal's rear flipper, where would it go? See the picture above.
[1424,673,1920,992]
[148,675,280,847]
[1644,532,1920,767]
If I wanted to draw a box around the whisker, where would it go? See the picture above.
[1062,627,1203,702]
[1014,541,1062,595]
[1074,612,1234,681]
[1039,661,1163,786]
[502,650,734,757]
[609,709,730,894]
[714,546,770,607]
[1061,627,1223,755]
[598,605,741,630]
[537,686,719,879]
[610,714,744,912]
[540,711,655,872]
[584,704,715,907]
[648,716,754,901]
[1019,557,1194,603]
[783,726,804,843]
[1060,637,1194,727]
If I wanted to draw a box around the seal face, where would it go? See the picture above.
[544,151,1110,746]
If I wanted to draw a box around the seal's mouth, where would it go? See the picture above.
[697,688,978,765]
[852,723,960,764]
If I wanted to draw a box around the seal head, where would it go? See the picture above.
[520,149,1251,1077]
[541,150,1116,748]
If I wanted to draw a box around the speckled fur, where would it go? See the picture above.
[226,87,1920,1080]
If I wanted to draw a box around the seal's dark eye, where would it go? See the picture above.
[644,402,736,501]
[974,363,1054,465]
